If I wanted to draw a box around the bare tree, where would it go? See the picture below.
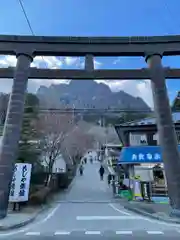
[62,123,95,164]
[37,112,74,185]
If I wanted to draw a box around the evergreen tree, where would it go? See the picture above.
[17,93,41,169]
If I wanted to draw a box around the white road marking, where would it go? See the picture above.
[108,203,180,229]
[147,231,164,235]
[41,204,60,223]
[116,231,132,235]
[135,214,180,227]
[109,203,131,215]
[76,215,144,220]
[25,232,41,236]
[0,204,62,237]
[0,229,26,237]
[54,231,71,235]
[85,231,101,235]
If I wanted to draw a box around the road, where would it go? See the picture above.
[1,159,180,239]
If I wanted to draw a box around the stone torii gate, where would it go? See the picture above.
[0,35,180,218]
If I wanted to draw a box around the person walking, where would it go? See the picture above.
[79,164,84,176]
[107,173,112,186]
[99,165,105,180]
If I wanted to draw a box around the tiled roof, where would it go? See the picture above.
[120,112,180,126]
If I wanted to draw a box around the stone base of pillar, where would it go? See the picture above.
[0,209,7,219]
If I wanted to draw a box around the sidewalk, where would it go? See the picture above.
[0,169,78,231]
[119,199,180,224]
[0,205,46,231]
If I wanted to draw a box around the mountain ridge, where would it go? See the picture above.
[36,80,150,110]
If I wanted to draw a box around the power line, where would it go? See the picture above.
[18,0,35,35]
[18,0,47,66]
[37,108,153,113]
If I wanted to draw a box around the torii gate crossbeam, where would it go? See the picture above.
[0,67,180,79]
[1,35,180,56]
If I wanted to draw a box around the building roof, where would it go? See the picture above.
[119,112,180,127]
[118,92,180,127]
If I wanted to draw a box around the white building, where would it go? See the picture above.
[41,153,67,173]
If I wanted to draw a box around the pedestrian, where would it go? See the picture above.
[107,173,112,186]
[99,165,105,180]
[79,164,84,176]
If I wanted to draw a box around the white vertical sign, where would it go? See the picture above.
[9,163,32,202]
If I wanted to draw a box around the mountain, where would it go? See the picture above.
[36,80,150,111]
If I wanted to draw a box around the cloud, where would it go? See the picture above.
[113,57,121,65]
[63,57,81,67]
[32,56,63,69]
[0,55,153,107]
[94,60,102,69]
[0,55,17,67]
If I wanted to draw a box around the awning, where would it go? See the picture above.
[118,145,180,165]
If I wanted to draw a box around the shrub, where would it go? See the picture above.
[56,171,75,189]
[29,187,51,205]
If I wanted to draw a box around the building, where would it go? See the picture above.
[41,153,67,173]
[115,90,180,146]
[112,93,180,199]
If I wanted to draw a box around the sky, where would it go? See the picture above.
[0,0,180,108]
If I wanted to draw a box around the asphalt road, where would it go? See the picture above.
[1,157,180,239]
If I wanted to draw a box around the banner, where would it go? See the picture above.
[118,145,180,164]
[9,163,32,202]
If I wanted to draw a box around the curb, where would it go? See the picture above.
[0,205,48,231]
[0,174,77,231]
[123,203,180,225]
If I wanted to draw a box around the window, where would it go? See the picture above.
[130,133,147,146]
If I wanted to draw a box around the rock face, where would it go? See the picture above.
[37,80,150,110]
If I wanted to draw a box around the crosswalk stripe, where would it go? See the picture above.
[22,230,180,236]
[85,231,101,235]
[25,232,41,236]
[116,231,132,235]
[54,231,70,235]
[147,231,164,235]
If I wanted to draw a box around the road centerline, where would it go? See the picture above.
[76,215,143,220]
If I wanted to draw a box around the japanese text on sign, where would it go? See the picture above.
[131,153,161,161]
[9,163,32,202]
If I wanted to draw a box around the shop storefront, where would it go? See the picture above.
[117,145,180,202]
